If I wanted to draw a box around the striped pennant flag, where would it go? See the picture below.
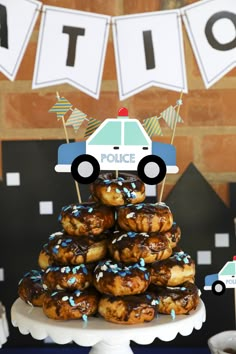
[48,97,72,120]
[65,108,87,132]
[161,105,183,130]
[84,117,101,138]
[143,116,163,137]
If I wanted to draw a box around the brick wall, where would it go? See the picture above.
[0,0,235,205]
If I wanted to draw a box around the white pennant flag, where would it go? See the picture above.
[112,10,187,100]
[182,0,236,88]
[32,6,110,99]
[0,0,41,81]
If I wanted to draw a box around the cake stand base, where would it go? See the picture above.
[89,339,133,354]
[11,298,206,354]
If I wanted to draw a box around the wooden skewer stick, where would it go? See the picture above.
[158,91,183,203]
[56,92,82,204]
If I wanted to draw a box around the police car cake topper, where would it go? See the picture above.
[204,256,236,296]
[49,92,184,200]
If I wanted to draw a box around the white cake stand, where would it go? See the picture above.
[11,298,206,354]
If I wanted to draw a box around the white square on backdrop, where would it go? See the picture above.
[0,268,4,281]
[6,172,20,186]
[214,233,229,247]
[39,201,53,215]
[197,250,212,265]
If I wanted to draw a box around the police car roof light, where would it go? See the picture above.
[118,107,129,119]
[233,256,236,261]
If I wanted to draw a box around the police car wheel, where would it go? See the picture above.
[212,280,226,296]
[71,154,100,184]
[137,155,166,185]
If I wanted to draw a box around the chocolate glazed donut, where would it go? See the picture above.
[43,288,99,320]
[108,230,172,263]
[149,281,200,315]
[149,251,195,287]
[118,202,173,233]
[38,232,109,269]
[98,292,159,324]
[90,173,145,206]
[93,259,150,296]
[58,202,115,236]
[43,264,94,291]
[18,270,45,307]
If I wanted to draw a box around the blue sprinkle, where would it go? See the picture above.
[82,267,88,275]
[73,211,80,217]
[144,273,149,280]
[183,257,189,264]
[119,271,126,277]
[88,208,93,213]
[146,294,152,300]
[117,177,124,181]
[18,278,23,285]
[61,242,68,247]
[82,314,88,322]
[127,191,131,198]
[52,247,59,254]
[49,234,56,240]
[69,296,76,306]
[115,188,121,193]
[131,182,136,189]
[65,266,71,274]
[127,231,136,238]
[75,290,81,297]
[180,287,186,291]
[51,291,58,296]
[68,277,76,285]
[130,192,136,198]
[58,215,62,222]
[104,179,111,184]
[65,239,72,243]
[123,187,129,194]
[140,258,145,267]
[171,309,176,320]
[136,204,143,210]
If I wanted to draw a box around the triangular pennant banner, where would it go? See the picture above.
[84,118,101,138]
[161,105,183,130]
[32,6,111,99]
[143,116,163,137]
[65,108,87,132]
[0,0,42,81]
[112,10,187,100]
[48,97,72,120]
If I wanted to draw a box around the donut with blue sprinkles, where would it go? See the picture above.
[108,230,172,263]
[43,264,94,291]
[59,202,115,236]
[93,259,150,296]
[149,250,195,287]
[98,292,159,324]
[117,202,173,233]
[43,288,99,320]
[90,172,145,206]
[18,270,45,307]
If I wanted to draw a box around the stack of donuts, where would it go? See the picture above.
[18,172,200,324]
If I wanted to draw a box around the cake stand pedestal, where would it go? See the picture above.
[11,298,206,354]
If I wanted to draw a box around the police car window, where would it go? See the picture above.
[220,263,235,276]
[88,121,121,145]
[124,122,148,145]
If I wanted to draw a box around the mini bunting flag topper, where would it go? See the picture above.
[49,97,72,120]
[161,105,183,130]
[84,117,102,138]
[65,108,87,132]
[143,116,163,137]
